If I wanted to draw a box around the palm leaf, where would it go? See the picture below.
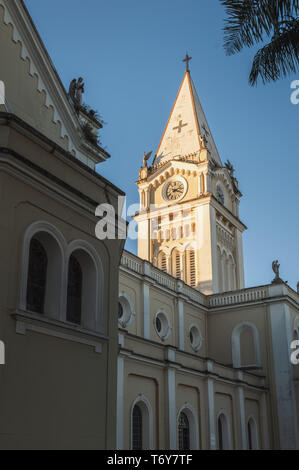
[221,0,299,55]
[249,18,299,84]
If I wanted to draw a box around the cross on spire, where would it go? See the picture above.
[173,119,188,133]
[183,52,192,72]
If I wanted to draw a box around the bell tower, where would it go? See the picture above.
[134,58,246,295]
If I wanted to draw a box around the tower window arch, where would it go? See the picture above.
[172,249,182,280]
[157,251,167,273]
[186,248,197,287]
[26,238,48,314]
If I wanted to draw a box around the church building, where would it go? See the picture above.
[0,0,124,449]
[118,58,299,450]
[0,0,299,452]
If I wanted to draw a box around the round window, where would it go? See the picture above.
[118,295,135,327]
[154,311,171,340]
[189,325,202,351]
[155,316,162,334]
[118,302,124,320]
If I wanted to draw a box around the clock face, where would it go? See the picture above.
[216,186,225,205]
[166,180,185,201]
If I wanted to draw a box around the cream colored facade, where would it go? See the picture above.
[118,68,299,450]
[0,0,124,449]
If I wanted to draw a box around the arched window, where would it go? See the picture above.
[186,249,197,287]
[131,397,153,450]
[172,249,181,279]
[228,255,236,291]
[66,243,103,332]
[132,404,143,450]
[217,413,230,450]
[66,254,82,325]
[217,246,223,293]
[21,223,65,321]
[157,251,167,273]
[247,418,259,450]
[178,412,190,450]
[26,238,48,314]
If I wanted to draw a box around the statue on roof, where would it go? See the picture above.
[272,260,283,284]
[143,151,153,168]
[225,160,235,178]
[69,77,85,107]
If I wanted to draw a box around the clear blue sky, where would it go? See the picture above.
[25,0,299,290]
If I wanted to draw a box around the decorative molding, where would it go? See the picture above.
[13,310,107,353]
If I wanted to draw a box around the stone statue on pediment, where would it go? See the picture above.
[272,260,283,284]
[69,77,85,107]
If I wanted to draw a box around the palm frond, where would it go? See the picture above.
[249,18,299,85]
[221,0,299,55]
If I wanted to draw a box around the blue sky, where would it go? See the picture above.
[25,0,299,290]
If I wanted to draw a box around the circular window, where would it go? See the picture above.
[118,295,135,327]
[155,316,162,334]
[118,302,124,320]
[189,325,202,351]
[154,311,171,340]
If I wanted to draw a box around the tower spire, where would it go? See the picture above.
[183,52,192,72]
[154,65,222,167]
